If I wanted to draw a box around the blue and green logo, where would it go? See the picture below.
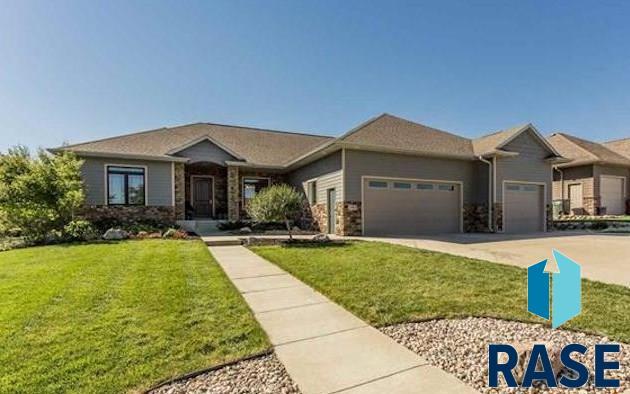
[527,249,581,328]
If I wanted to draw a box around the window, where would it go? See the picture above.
[307,181,317,204]
[416,183,434,190]
[393,182,412,189]
[368,180,388,188]
[107,166,145,205]
[243,177,270,206]
[523,185,538,192]
[506,184,520,191]
[438,184,455,191]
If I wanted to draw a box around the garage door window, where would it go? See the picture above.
[416,183,434,190]
[438,184,455,191]
[523,185,538,192]
[368,180,388,189]
[393,182,412,190]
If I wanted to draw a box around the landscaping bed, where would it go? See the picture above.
[382,317,628,393]
[150,353,300,394]
[251,241,630,343]
[0,240,269,393]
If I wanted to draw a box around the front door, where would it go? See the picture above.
[193,177,213,218]
[327,188,336,234]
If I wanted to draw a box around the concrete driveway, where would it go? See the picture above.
[356,231,630,287]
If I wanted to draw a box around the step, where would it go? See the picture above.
[204,239,243,246]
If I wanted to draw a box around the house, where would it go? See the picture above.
[52,114,565,235]
[547,133,630,216]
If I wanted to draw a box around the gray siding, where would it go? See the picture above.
[174,139,235,164]
[473,161,490,204]
[344,149,476,203]
[287,151,343,200]
[80,156,173,206]
[496,130,553,202]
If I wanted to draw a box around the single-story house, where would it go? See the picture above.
[547,133,630,216]
[52,114,566,235]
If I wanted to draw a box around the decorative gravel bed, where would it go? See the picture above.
[150,353,300,394]
[381,317,628,394]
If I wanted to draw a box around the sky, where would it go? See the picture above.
[1,0,630,153]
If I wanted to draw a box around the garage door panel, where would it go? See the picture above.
[363,179,460,236]
[601,177,625,215]
[504,183,544,233]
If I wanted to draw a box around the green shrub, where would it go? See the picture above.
[63,220,100,241]
[246,184,303,239]
[0,146,85,244]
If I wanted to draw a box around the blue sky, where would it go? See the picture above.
[1,0,630,153]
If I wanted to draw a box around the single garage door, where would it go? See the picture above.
[504,183,544,233]
[363,178,461,236]
[600,176,625,215]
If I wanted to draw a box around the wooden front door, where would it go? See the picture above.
[193,177,213,218]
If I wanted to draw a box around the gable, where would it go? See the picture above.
[172,139,237,165]
[502,128,555,158]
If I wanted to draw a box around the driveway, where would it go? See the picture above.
[355,231,630,287]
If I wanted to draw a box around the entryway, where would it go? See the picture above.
[191,176,214,218]
[327,188,336,234]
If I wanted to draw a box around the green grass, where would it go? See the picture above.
[0,240,268,394]
[251,241,630,343]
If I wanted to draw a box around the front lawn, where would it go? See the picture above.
[0,240,268,393]
[251,241,630,343]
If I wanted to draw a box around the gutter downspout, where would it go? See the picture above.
[553,166,564,214]
[478,156,494,232]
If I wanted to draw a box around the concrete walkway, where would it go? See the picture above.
[209,245,477,394]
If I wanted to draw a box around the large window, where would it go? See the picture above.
[107,166,145,205]
[242,177,270,207]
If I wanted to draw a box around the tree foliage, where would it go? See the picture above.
[245,184,303,239]
[0,146,85,243]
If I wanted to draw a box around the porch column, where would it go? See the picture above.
[227,165,240,221]
[174,162,186,220]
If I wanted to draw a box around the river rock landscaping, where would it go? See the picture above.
[381,317,628,393]
[150,353,300,394]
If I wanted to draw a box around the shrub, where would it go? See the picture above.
[246,184,303,239]
[63,220,100,241]
[0,146,85,244]
[217,220,252,231]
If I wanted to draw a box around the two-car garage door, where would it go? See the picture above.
[363,178,461,236]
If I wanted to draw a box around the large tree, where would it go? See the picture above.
[245,184,303,240]
[0,146,85,243]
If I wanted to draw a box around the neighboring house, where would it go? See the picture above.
[547,133,630,216]
[52,114,565,235]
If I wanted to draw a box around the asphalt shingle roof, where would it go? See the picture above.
[56,114,558,166]
[59,123,334,166]
[547,133,630,167]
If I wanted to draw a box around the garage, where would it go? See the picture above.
[600,176,626,215]
[362,177,461,236]
[503,182,545,233]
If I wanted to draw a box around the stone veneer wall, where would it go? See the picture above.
[174,163,185,220]
[463,203,490,232]
[185,163,228,219]
[336,201,362,236]
[583,196,600,215]
[310,203,327,233]
[79,205,176,225]
[493,203,504,232]
[227,166,240,221]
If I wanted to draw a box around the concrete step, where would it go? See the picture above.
[204,239,243,246]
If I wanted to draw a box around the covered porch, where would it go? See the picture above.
[179,161,285,222]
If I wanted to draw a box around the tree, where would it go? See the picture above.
[245,184,303,240]
[0,146,85,243]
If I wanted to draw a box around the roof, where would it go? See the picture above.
[603,138,630,161]
[336,114,475,159]
[56,122,334,166]
[547,133,630,167]
[54,114,561,167]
